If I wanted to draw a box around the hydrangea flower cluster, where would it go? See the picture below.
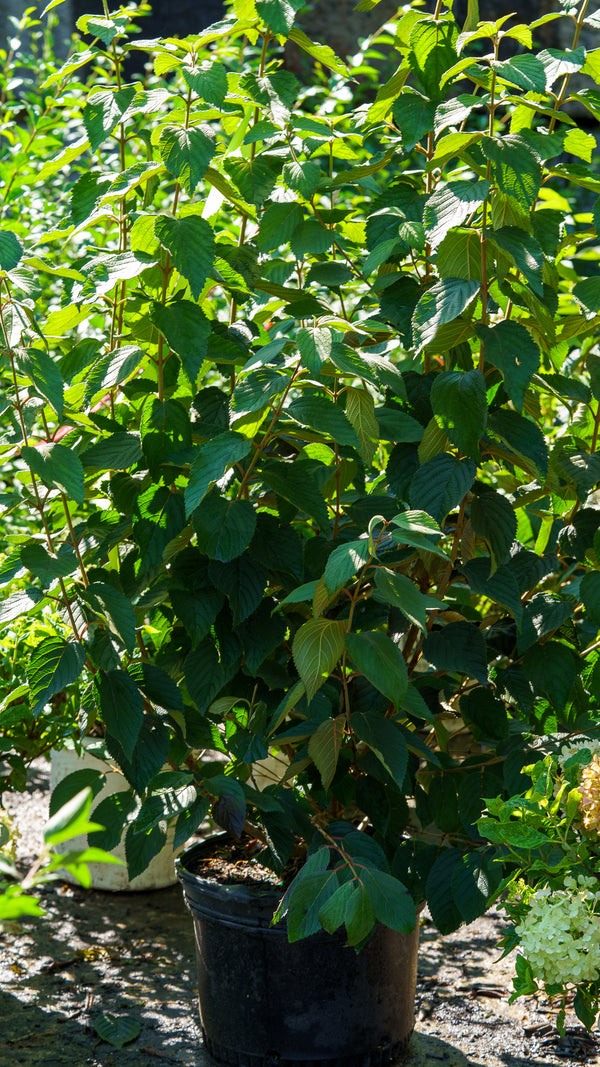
[579,754,600,833]
[559,739,600,765]
[515,877,600,986]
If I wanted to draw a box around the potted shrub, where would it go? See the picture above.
[2,0,600,1055]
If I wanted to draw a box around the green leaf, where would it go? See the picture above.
[125,819,167,879]
[522,641,578,709]
[154,215,215,300]
[413,278,479,351]
[0,230,23,270]
[0,590,41,625]
[518,592,575,653]
[288,27,348,76]
[430,370,487,460]
[470,488,517,572]
[425,849,464,934]
[49,768,105,818]
[84,583,137,655]
[256,202,305,251]
[423,622,487,685]
[436,227,483,281]
[159,125,215,195]
[374,568,439,632]
[491,54,548,93]
[481,133,542,209]
[390,510,450,561]
[345,632,408,708]
[20,443,84,504]
[392,91,436,151]
[185,432,251,517]
[308,716,346,789]
[488,409,548,478]
[581,572,600,626]
[408,19,458,101]
[44,787,98,846]
[182,59,228,106]
[83,87,136,152]
[225,156,280,208]
[184,638,224,714]
[209,554,267,627]
[451,852,496,924]
[287,395,359,449]
[15,348,63,418]
[574,276,600,316]
[231,368,290,419]
[97,670,144,760]
[324,539,371,594]
[292,618,346,702]
[83,345,144,408]
[477,320,540,411]
[345,387,380,465]
[283,160,322,200]
[409,453,476,524]
[350,711,408,786]
[461,559,523,625]
[424,180,489,249]
[261,461,328,532]
[286,862,339,941]
[256,0,304,33]
[460,687,508,740]
[27,639,86,717]
[344,883,376,946]
[489,226,544,296]
[318,880,355,934]
[20,543,78,583]
[82,432,141,470]
[193,491,257,562]
[362,868,416,933]
[150,301,211,386]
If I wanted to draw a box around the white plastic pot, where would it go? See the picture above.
[50,740,179,892]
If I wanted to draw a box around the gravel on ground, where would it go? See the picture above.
[1,760,598,1067]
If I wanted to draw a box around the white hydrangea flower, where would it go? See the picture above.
[515,879,600,986]
[559,739,600,765]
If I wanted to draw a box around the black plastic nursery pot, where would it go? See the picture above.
[176,839,419,1067]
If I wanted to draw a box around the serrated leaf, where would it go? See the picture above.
[97,670,144,760]
[345,633,408,709]
[256,0,304,33]
[351,711,408,786]
[0,230,23,270]
[83,87,136,152]
[424,180,489,249]
[345,387,379,465]
[522,641,577,709]
[413,278,479,351]
[84,582,137,655]
[581,572,600,626]
[490,226,544,296]
[481,133,542,209]
[430,370,487,460]
[256,201,304,250]
[193,491,257,562]
[155,215,215,300]
[182,59,228,106]
[20,543,78,583]
[425,849,464,934]
[296,326,333,373]
[460,687,508,740]
[362,868,416,933]
[283,160,321,199]
[288,27,348,76]
[261,461,328,531]
[324,539,371,594]
[159,125,216,195]
[83,345,144,408]
[292,618,346,702]
[15,348,63,418]
[374,568,439,632]
[423,621,487,685]
[409,453,476,523]
[477,320,540,411]
[82,432,141,470]
[149,301,211,388]
[209,553,266,627]
[308,716,346,789]
[21,443,85,504]
[185,432,251,517]
[470,489,517,572]
[28,639,86,717]
[392,91,436,152]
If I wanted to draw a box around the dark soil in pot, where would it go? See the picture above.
[176,837,419,1067]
